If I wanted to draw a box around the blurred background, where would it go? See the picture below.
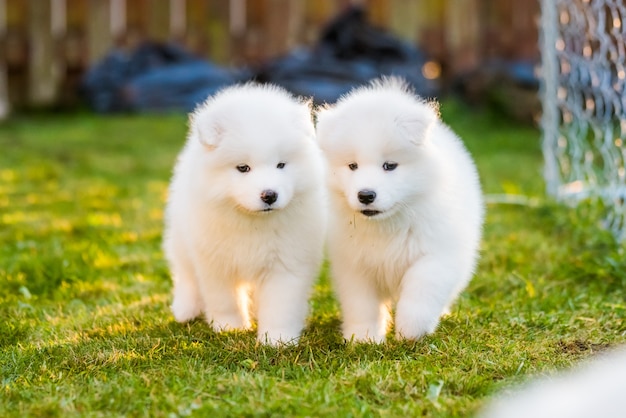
[0,0,539,120]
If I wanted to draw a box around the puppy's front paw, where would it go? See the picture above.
[171,297,202,323]
[342,323,386,344]
[394,308,439,340]
[208,312,247,332]
[258,329,300,346]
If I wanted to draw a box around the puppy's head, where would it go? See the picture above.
[189,84,320,214]
[316,77,441,219]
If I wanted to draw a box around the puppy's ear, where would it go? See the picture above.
[197,122,224,150]
[190,110,223,150]
[395,102,438,146]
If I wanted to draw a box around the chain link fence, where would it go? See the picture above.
[541,0,626,241]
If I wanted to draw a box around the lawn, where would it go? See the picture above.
[1,101,625,417]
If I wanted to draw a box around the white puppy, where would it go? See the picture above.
[480,347,626,418]
[316,77,484,342]
[163,84,326,345]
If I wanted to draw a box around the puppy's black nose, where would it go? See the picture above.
[260,189,278,205]
[357,190,376,205]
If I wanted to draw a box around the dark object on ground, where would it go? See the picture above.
[255,6,439,104]
[81,7,438,112]
[454,59,540,123]
[81,42,244,113]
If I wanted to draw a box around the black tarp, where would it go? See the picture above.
[81,42,245,113]
[81,6,439,113]
[256,6,439,103]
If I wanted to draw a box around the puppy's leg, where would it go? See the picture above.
[195,269,248,331]
[169,244,203,322]
[395,255,459,340]
[334,267,388,343]
[255,272,312,345]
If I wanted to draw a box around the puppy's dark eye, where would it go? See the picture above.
[277,162,286,169]
[236,164,251,173]
[348,162,359,171]
[382,161,398,171]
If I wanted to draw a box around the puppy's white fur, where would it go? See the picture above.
[316,77,484,342]
[163,84,326,345]
[480,347,626,418]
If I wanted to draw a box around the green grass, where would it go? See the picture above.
[1,102,625,417]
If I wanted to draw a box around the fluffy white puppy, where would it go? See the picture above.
[163,84,326,345]
[480,347,626,418]
[316,77,484,342]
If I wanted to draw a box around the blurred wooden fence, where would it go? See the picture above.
[0,0,539,113]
